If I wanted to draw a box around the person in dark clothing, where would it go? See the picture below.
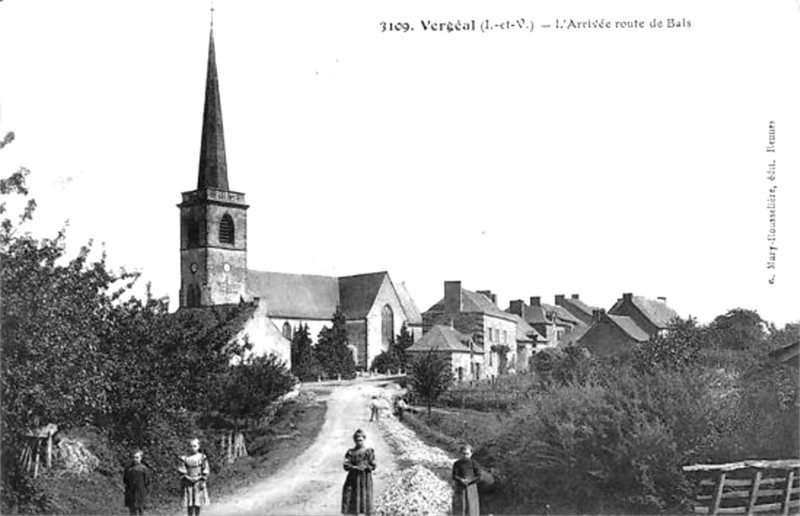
[124,449,150,516]
[452,444,482,516]
[342,428,376,515]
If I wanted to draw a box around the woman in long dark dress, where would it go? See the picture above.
[452,444,482,516]
[342,428,376,515]
[124,449,150,515]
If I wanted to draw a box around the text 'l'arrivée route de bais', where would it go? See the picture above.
[379,18,691,33]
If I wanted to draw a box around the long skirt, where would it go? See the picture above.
[452,482,479,516]
[342,470,373,515]
[183,479,210,507]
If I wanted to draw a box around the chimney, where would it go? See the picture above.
[530,296,541,307]
[555,294,565,305]
[509,300,525,317]
[571,294,580,300]
[657,296,667,303]
[592,308,605,322]
[622,293,633,303]
[444,281,462,318]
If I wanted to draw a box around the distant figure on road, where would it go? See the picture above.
[123,449,150,515]
[342,428,376,515]
[395,397,409,421]
[369,395,381,422]
[178,438,210,516]
[452,444,482,516]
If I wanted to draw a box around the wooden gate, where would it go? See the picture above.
[683,460,800,515]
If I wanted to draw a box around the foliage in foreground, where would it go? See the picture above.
[0,157,295,513]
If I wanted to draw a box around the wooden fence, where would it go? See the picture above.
[683,460,800,515]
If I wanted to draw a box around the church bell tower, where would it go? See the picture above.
[178,28,248,308]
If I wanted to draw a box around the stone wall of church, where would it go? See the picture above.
[365,277,409,369]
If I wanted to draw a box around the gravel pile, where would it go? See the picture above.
[378,415,453,470]
[371,387,455,516]
[375,464,452,516]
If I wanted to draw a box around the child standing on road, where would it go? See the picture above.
[452,444,482,516]
[342,428,376,515]
[178,438,210,516]
[123,449,150,515]
[369,395,380,422]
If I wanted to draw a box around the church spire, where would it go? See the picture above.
[197,26,229,191]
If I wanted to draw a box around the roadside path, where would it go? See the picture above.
[201,379,398,516]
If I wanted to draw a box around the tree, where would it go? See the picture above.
[370,322,415,373]
[708,308,766,351]
[291,323,319,381]
[314,307,356,379]
[394,322,414,371]
[408,349,454,415]
[631,317,704,374]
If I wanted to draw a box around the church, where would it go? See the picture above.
[176,28,422,370]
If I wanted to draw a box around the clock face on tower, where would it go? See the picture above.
[223,263,231,273]
[190,262,198,274]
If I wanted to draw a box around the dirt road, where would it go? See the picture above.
[202,379,399,516]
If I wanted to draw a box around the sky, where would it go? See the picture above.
[1,0,799,327]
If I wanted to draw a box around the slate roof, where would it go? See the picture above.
[559,322,591,346]
[510,314,544,343]
[426,289,517,322]
[395,282,423,325]
[610,295,679,329]
[560,296,599,317]
[247,271,340,319]
[608,315,651,342]
[543,303,581,325]
[406,325,478,354]
[338,272,389,320]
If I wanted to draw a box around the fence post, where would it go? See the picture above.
[781,469,795,516]
[711,472,726,516]
[746,470,762,515]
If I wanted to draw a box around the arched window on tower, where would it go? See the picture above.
[219,214,235,245]
[186,284,201,307]
[381,305,394,350]
[282,322,292,341]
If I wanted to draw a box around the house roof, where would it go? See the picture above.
[426,288,517,322]
[247,270,340,320]
[510,314,544,343]
[395,281,423,325]
[406,325,477,354]
[338,272,389,320]
[607,315,651,342]
[560,321,591,346]
[543,303,581,325]
[610,295,679,329]
[560,296,599,317]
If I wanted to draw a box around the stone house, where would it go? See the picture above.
[577,293,679,356]
[175,29,421,370]
[507,296,581,348]
[406,325,483,382]
[422,282,518,379]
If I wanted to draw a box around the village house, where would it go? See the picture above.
[405,325,482,382]
[175,28,421,370]
[510,314,544,372]
[507,296,581,348]
[422,282,518,378]
[577,293,679,356]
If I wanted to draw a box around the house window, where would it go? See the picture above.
[503,330,507,343]
[219,214,235,244]
[382,305,394,349]
[186,284,201,307]
[282,322,292,340]
[488,328,493,342]
[495,328,500,342]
